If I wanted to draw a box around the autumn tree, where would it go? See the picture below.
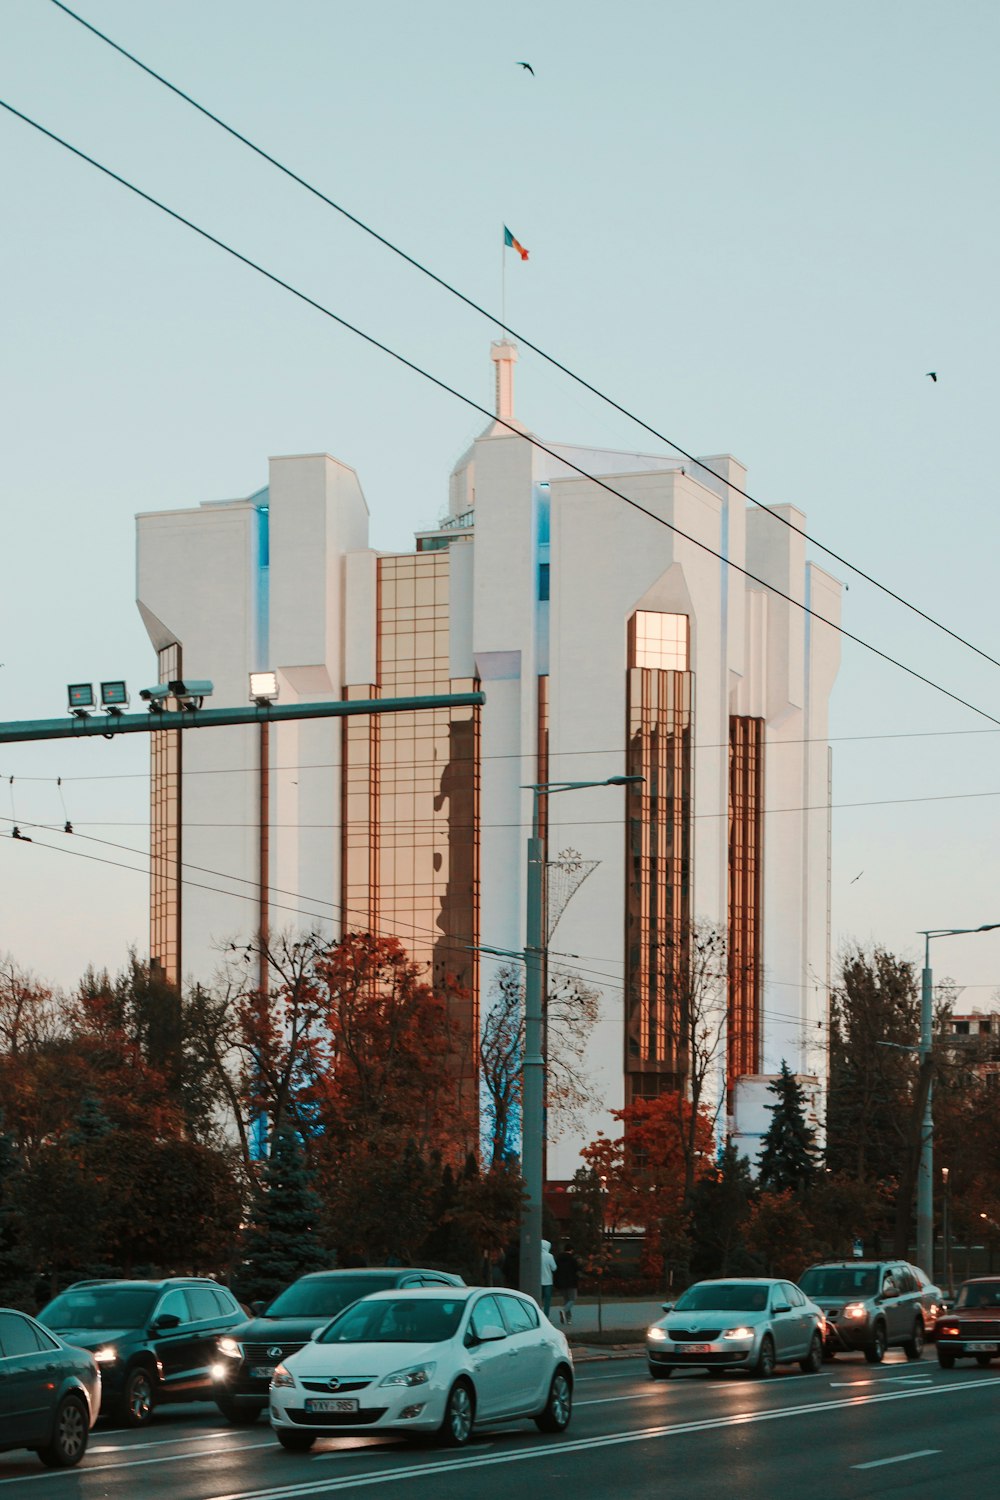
[479,962,600,1167]
[746,1189,814,1278]
[688,1140,755,1279]
[660,920,728,1208]
[581,1092,714,1281]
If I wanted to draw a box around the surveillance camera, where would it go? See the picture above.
[139,683,171,709]
[168,678,214,711]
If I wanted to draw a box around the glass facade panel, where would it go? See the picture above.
[728,716,764,1086]
[624,614,692,1102]
[342,551,480,1143]
[150,643,182,986]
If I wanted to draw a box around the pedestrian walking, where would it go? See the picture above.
[540,1238,557,1317]
[554,1242,580,1325]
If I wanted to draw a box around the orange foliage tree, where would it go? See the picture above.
[581,1092,714,1281]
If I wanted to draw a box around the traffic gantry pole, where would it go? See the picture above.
[0,692,485,745]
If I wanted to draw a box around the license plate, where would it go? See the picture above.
[684,1343,713,1354]
[305,1398,359,1413]
[965,1342,997,1353]
[250,1365,276,1379]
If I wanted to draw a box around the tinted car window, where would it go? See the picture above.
[498,1295,538,1334]
[211,1287,240,1316]
[156,1289,191,1325]
[956,1281,1000,1309]
[319,1297,465,1344]
[674,1284,770,1313]
[41,1286,158,1330]
[799,1267,878,1299]
[895,1267,916,1295]
[782,1283,804,1307]
[470,1296,506,1338]
[0,1311,44,1357]
[187,1287,223,1322]
[266,1276,394,1319]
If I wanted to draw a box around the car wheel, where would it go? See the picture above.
[863,1324,886,1364]
[118,1363,156,1427]
[535,1367,572,1433]
[755,1334,776,1378]
[937,1347,956,1369]
[648,1362,674,1380]
[276,1429,316,1452]
[215,1394,264,1426]
[903,1320,925,1361]
[37,1394,89,1468]
[975,1353,993,1367]
[437,1380,474,1447]
[799,1333,823,1374]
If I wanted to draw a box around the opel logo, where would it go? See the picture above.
[267,1346,282,1359]
[327,1378,341,1392]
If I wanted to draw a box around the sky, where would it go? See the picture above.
[2,0,999,1009]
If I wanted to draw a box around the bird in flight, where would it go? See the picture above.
[926,371,938,382]
[516,61,535,75]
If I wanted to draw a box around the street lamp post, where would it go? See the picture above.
[916,924,1000,1277]
[941,1167,951,1296]
[519,775,642,1307]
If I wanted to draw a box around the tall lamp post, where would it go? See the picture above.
[916,924,1000,1277]
[519,775,643,1306]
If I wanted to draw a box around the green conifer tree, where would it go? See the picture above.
[757,1061,820,1195]
[236,1129,329,1304]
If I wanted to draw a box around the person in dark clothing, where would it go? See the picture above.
[553,1243,580,1325]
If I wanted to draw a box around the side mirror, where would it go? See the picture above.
[151,1312,181,1331]
[251,1301,266,1317]
[472,1323,506,1344]
[661,1302,674,1314]
[773,1303,791,1315]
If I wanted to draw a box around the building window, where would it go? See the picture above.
[624,613,692,1100]
[538,562,550,601]
[632,611,689,671]
[728,716,764,1087]
[953,1020,970,1035]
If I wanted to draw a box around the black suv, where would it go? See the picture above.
[38,1277,245,1426]
[212,1267,464,1423]
[798,1260,933,1362]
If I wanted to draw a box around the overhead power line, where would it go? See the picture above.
[45,0,1000,676]
[2,96,999,735]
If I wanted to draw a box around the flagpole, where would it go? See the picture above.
[501,227,507,337]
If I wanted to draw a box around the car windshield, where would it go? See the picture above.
[318,1297,465,1345]
[798,1268,878,1299]
[955,1281,1000,1309]
[40,1287,158,1330]
[265,1276,399,1319]
[673,1284,770,1313]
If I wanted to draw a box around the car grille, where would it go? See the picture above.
[289,1407,386,1426]
[300,1378,373,1393]
[947,1321,1000,1339]
[242,1342,302,1360]
[668,1329,722,1341]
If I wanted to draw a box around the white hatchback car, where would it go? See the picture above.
[269,1286,573,1450]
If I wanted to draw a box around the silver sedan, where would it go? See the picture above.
[646,1277,825,1379]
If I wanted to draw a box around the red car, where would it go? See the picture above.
[935,1278,1000,1368]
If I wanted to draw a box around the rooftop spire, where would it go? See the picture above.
[490,339,518,422]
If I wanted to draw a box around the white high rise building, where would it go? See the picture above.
[136,342,841,1174]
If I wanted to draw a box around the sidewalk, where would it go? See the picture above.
[547,1296,664,1362]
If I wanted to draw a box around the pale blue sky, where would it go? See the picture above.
[2,0,999,1005]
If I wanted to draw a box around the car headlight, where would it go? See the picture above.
[843,1303,868,1320]
[647,1326,668,1342]
[722,1326,754,1340]
[94,1345,118,1365]
[379,1362,436,1388]
[217,1336,242,1358]
[270,1363,295,1388]
[937,1323,960,1337]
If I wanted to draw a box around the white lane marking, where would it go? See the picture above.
[89,1430,241,1453]
[853,1449,941,1470]
[0,1441,273,1484]
[206,1377,1000,1500]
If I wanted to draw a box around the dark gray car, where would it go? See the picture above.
[798,1260,932,1362]
[0,1308,100,1468]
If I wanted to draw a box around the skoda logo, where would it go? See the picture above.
[267,1346,282,1359]
[327,1378,341,1392]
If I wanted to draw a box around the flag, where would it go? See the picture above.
[504,225,529,261]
